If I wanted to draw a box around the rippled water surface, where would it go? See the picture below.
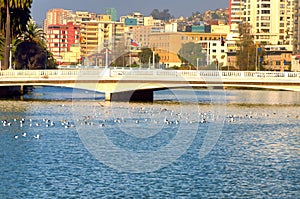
[0,87,299,198]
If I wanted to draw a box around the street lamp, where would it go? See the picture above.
[104,42,108,69]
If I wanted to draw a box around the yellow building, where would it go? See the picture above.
[59,44,81,65]
[80,19,125,66]
[149,32,227,68]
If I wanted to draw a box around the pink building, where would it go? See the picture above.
[46,22,81,64]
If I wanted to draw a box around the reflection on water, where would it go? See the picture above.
[0,87,299,198]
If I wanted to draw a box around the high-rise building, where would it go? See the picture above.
[228,0,244,33]
[229,0,294,48]
[80,20,125,66]
[46,22,81,64]
[105,8,117,22]
[44,9,73,32]
[294,0,300,54]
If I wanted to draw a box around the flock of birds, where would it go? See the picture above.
[1,117,75,140]
[71,105,264,131]
[3,103,288,141]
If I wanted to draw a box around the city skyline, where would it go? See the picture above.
[31,0,229,24]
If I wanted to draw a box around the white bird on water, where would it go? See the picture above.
[34,134,40,139]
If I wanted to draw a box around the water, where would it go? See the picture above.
[0,87,299,198]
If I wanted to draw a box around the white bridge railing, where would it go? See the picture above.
[0,68,300,79]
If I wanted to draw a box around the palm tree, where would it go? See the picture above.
[22,22,45,44]
[0,0,33,69]
[15,22,57,70]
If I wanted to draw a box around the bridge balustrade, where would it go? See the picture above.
[286,72,300,78]
[243,71,285,78]
[156,70,178,77]
[2,69,300,80]
[221,71,243,77]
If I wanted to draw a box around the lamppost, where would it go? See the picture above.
[152,49,155,69]
[104,41,108,69]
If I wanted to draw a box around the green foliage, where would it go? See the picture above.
[138,48,152,64]
[138,47,160,66]
[178,42,204,67]
[22,23,46,44]
[0,0,33,37]
[0,0,33,69]
[150,9,172,21]
[236,23,256,70]
[130,61,139,68]
[14,22,57,69]
[211,13,220,19]
[236,23,265,71]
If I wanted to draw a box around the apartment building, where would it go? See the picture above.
[120,12,145,26]
[44,8,73,33]
[294,0,300,54]
[228,0,294,70]
[149,32,227,68]
[230,0,293,47]
[105,8,117,22]
[80,19,126,66]
[229,0,244,33]
[46,22,81,64]
[292,0,300,71]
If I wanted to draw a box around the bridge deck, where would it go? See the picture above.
[1,69,300,94]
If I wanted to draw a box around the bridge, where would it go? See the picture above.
[1,68,300,101]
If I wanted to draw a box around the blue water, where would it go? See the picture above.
[0,87,299,198]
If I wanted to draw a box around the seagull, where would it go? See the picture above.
[22,133,27,137]
[34,134,40,139]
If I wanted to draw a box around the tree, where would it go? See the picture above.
[22,22,45,44]
[150,9,160,20]
[236,23,256,70]
[150,9,171,21]
[178,42,204,68]
[0,0,33,69]
[138,47,160,68]
[236,23,266,71]
[15,22,56,69]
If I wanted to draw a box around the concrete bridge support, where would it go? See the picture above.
[105,90,154,102]
[0,86,24,98]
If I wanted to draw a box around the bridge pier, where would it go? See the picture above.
[0,86,25,98]
[105,90,153,102]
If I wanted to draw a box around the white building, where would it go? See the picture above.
[229,0,294,50]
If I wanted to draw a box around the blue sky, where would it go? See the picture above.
[31,0,228,24]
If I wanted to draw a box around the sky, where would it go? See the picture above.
[31,0,229,25]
